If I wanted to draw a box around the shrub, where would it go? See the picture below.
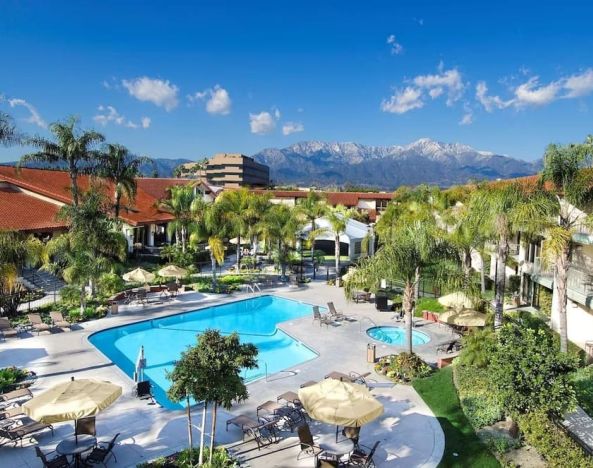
[455,364,503,428]
[0,367,29,393]
[60,285,83,307]
[481,433,521,455]
[572,365,593,417]
[538,287,553,316]
[457,329,495,368]
[98,272,125,297]
[67,309,81,323]
[416,297,444,314]
[375,353,432,383]
[136,446,238,467]
[516,411,593,468]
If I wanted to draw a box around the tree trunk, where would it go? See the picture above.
[70,169,79,206]
[462,248,472,287]
[236,234,241,271]
[335,234,340,287]
[555,246,570,353]
[186,395,193,460]
[199,401,207,466]
[310,218,316,272]
[494,237,509,330]
[403,281,415,354]
[210,252,217,287]
[114,189,121,219]
[251,235,258,257]
[413,267,420,318]
[209,402,218,464]
[181,227,187,253]
[479,252,486,294]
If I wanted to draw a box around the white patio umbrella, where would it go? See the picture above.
[158,265,188,279]
[438,291,474,311]
[122,267,155,283]
[229,237,249,245]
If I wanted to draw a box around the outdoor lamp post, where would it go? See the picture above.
[299,234,305,282]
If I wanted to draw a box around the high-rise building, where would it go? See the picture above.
[198,153,270,188]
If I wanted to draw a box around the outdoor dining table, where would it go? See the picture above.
[317,433,354,460]
[56,434,96,467]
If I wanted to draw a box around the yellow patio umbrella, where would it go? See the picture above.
[438,291,474,311]
[122,267,155,283]
[22,378,122,424]
[298,379,383,438]
[158,265,188,279]
[229,237,249,245]
[440,309,487,327]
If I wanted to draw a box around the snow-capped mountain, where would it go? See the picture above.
[252,139,540,189]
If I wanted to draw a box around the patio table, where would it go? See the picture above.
[317,433,354,460]
[56,434,96,468]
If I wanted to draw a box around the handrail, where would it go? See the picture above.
[359,316,378,332]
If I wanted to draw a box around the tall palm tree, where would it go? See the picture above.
[297,191,327,276]
[540,138,593,352]
[216,188,252,270]
[96,143,153,219]
[20,116,104,206]
[0,112,21,146]
[244,192,271,255]
[160,185,198,253]
[326,205,355,287]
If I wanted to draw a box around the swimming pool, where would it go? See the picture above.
[89,295,319,409]
[366,326,431,346]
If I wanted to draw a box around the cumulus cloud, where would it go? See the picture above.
[459,103,474,125]
[249,110,279,135]
[282,121,304,135]
[188,85,231,115]
[381,86,424,114]
[476,68,593,112]
[7,98,47,128]
[386,34,404,55]
[122,77,179,111]
[93,105,150,129]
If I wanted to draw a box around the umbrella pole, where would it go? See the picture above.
[336,424,339,442]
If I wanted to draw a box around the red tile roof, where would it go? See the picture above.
[250,189,394,206]
[0,167,195,227]
[0,185,66,232]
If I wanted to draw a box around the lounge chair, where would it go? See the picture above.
[35,446,70,468]
[0,419,54,446]
[75,416,96,437]
[275,406,306,432]
[27,313,51,335]
[0,406,25,420]
[49,311,71,330]
[135,380,155,404]
[348,440,380,467]
[245,419,280,450]
[226,414,260,436]
[352,291,371,303]
[0,318,18,340]
[277,390,300,406]
[297,423,323,460]
[300,380,317,388]
[325,371,352,382]
[313,307,332,327]
[349,371,373,386]
[84,432,120,466]
[0,387,33,404]
[327,302,349,321]
[256,400,284,418]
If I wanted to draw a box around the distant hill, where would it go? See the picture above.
[252,139,541,190]
[2,158,192,178]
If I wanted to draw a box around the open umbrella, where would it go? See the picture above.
[298,379,383,440]
[158,265,188,279]
[439,309,487,327]
[22,378,122,425]
[438,292,474,311]
[229,237,249,245]
[122,267,155,283]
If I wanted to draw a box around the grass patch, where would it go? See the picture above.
[572,365,593,416]
[413,367,500,467]
[415,297,445,317]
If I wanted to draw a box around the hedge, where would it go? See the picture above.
[455,364,504,429]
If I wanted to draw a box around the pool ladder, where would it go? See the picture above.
[359,316,377,333]
[245,283,261,294]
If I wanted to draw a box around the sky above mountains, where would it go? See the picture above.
[1,0,593,163]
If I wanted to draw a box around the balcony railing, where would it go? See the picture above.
[532,257,593,304]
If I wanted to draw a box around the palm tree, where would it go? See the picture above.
[160,185,199,253]
[540,138,593,352]
[297,191,327,277]
[20,116,104,206]
[96,143,153,219]
[216,188,252,271]
[0,112,21,146]
[326,205,355,287]
[244,192,271,256]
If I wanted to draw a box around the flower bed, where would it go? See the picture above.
[374,352,432,383]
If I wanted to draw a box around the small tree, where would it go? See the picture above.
[326,205,354,287]
[490,322,578,416]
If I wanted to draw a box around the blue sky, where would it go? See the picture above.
[1,0,593,163]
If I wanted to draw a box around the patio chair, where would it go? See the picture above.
[135,380,156,404]
[225,414,260,439]
[84,432,120,466]
[0,387,33,404]
[0,317,18,340]
[349,371,373,386]
[256,400,284,418]
[277,390,301,406]
[327,302,346,321]
[313,307,332,327]
[49,311,72,330]
[297,423,323,460]
[167,283,179,298]
[348,440,380,467]
[27,313,51,335]
[245,419,280,450]
[275,406,306,432]
[135,288,148,305]
[75,416,96,437]
[35,446,70,468]
[0,419,54,446]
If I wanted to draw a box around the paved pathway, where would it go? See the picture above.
[0,281,445,467]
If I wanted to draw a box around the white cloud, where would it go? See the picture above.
[563,69,593,98]
[386,34,404,55]
[282,122,304,135]
[249,111,277,135]
[273,107,281,120]
[188,84,231,115]
[93,105,150,129]
[7,98,47,128]
[514,77,561,107]
[381,86,424,114]
[122,76,179,111]
[412,68,464,106]
[475,81,514,112]
[459,103,473,125]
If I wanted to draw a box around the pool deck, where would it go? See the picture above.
[0,281,447,467]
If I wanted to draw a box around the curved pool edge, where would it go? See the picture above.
[366,325,431,346]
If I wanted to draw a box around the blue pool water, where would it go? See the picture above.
[366,326,430,346]
[89,295,319,409]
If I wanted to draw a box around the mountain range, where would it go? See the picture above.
[252,139,541,190]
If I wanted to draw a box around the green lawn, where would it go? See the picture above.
[413,367,500,468]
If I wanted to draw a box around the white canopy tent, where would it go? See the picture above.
[301,217,371,261]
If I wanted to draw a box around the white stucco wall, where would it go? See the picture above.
[551,294,593,350]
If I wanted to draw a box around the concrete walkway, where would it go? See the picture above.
[0,281,445,467]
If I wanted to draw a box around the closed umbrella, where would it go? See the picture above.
[298,379,383,440]
[158,265,188,279]
[440,309,487,327]
[438,292,474,311]
[22,378,122,424]
[123,267,155,283]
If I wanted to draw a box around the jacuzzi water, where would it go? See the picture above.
[366,326,431,346]
[89,295,319,408]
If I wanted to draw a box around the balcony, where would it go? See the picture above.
[531,257,593,307]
